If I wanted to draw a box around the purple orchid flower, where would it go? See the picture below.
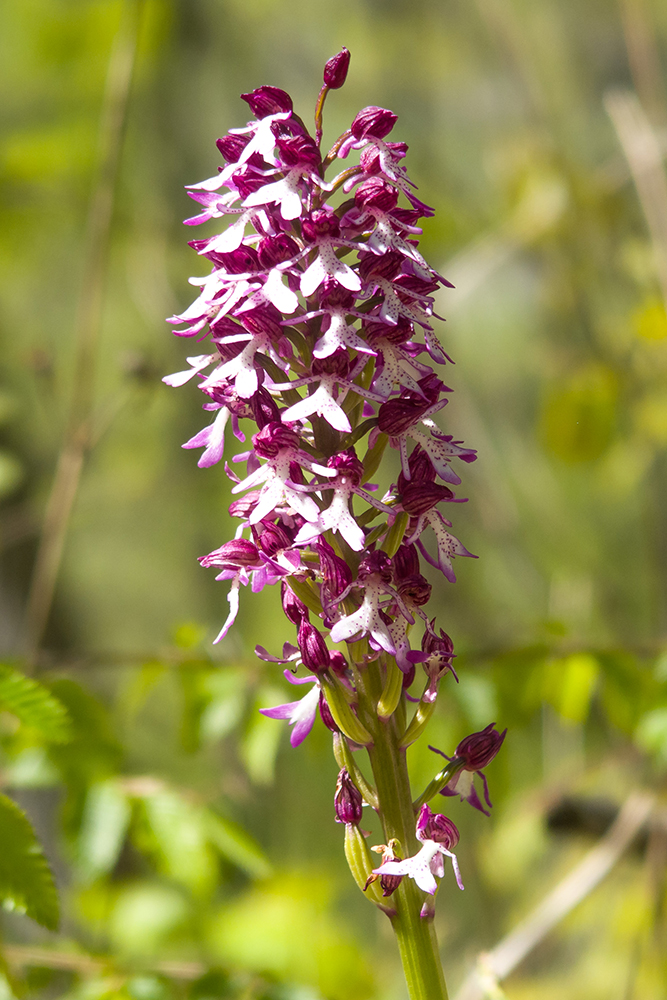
[372,804,464,895]
[430,723,507,816]
[259,669,321,748]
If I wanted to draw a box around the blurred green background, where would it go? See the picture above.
[2,0,667,997]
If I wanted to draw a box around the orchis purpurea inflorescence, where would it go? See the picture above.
[165,48,504,1000]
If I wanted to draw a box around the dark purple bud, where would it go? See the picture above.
[319,692,339,734]
[228,491,261,519]
[393,544,420,579]
[318,538,352,598]
[298,620,331,674]
[417,804,459,849]
[351,105,398,140]
[378,398,429,436]
[329,650,349,678]
[276,134,321,169]
[240,86,293,118]
[354,178,399,214]
[328,448,364,485]
[402,662,415,689]
[334,768,363,825]
[358,550,392,584]
[289,461,306,485]
[251,386,281,429]
[301,209,340,242]
[216,133,250,162]
[257,234,300,269]
[199,538,261,569]
[397,574,431,607]
[281,581,309,626]
[400,482,454,515]
[258,520,292,555]
[253,421,300,459]
[323,47,351,89]
[455,723,506,771]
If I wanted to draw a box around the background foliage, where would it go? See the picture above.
[1,0,667,997]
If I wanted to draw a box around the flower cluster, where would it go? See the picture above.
[166,49,504,907]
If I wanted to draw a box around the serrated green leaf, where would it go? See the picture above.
[206,811,272,880]
[0,792,59,930]
[0,664,70,743]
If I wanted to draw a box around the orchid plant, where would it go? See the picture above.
[165,47,505,1000]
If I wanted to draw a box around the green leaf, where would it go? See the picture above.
[240,688,283,785]
[0,792,59,930]
[47,680,123,786]
[0,664,70,743]
[140,789,217,896]
[206,812,272,880]
[78,779,131,880]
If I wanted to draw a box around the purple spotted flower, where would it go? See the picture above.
[372,805,464,895]
[166,52,503,948]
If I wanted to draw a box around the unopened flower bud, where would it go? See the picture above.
[240,86,293,118]
[258,521,292,555]
[355,177,399,214]
[393,544,420,579]
[335,769,363,825]
[329,650,349,678]
[319,692,339,734]
[455,723,506,771]
[251,386,280,429]
[318,538,352,598]
[351,105,398,140]
[298,620,331,674]
[281,581,309,626]
[323,47,351,89]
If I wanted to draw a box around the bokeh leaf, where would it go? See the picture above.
[78,779,132,880]
[206,812,272,880]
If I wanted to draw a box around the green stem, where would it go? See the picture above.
[358,661,449,1000]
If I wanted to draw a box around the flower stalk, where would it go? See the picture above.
[165,50,505,1000]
